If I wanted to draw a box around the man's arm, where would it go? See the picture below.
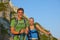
[10,19,19,34]
[10,27,19,34]
[36,24,50,35]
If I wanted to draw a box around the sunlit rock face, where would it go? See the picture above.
[0,0,12,40]
[0,0,27,21]
[0,12,3,17]
[0,0,10,21]
[0,0,10,3]
[0,18,10,40]
[0,0,17,21]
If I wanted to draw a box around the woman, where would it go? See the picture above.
[28,17,50,40]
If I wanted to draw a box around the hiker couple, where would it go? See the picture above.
[10,8,50,40]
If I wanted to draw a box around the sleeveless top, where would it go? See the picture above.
[28,29,38,39]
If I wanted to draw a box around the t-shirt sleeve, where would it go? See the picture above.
[10,19,16,27]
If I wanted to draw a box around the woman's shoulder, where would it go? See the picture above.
[34,22,42,28]
[34,22,40,25]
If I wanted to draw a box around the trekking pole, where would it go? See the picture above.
[24,34,28,40]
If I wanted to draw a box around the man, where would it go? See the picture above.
[10,8,29,40]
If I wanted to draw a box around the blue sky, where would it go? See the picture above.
[11,0,60,38]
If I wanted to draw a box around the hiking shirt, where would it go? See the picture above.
[10,18,29,32]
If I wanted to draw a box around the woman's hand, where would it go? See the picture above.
[47,32,51,35]
[25,27,29,34]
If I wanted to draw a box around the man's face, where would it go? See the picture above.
[29,19,34,25]
[17,10,24,18]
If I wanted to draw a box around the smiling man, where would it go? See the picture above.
[10,8,29,40]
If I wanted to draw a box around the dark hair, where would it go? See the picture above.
[17,8,24,13]
[29,17,34,21]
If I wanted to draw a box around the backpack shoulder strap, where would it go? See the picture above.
[28,24,36,32]
[34,22,40,30]
[14,18,18,28]
[34,23,37,29]
[23,17,28,28]
[15,17,27,28]
[24,19,26,28]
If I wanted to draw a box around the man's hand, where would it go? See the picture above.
[19,29,25,34]
[11,27,19,34]
[25,30,28,34]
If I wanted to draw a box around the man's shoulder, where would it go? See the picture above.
[24,17,28,20]
[11,17,15,20]
[23,17,28,22]
[10,18,16,23]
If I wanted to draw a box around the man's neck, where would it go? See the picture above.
[18,17,22,20]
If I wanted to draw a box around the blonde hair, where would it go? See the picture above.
[29,17,34,21]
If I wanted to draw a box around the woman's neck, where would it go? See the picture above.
[30,24,34,26]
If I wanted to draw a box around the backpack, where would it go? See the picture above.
[28,23,41,40]
[15,17,26,28]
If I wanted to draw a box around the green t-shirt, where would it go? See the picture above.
[10,18,29,32]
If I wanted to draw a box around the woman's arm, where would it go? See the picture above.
[36,24,50,35]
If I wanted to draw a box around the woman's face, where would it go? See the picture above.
[29,19,34,25]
